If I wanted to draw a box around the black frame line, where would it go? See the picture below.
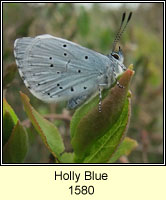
[1,1,165,166]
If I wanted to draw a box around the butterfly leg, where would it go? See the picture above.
[98,87,102,112]
[67,95,89,109]
[112,67,125,89]
[98,83,107,112]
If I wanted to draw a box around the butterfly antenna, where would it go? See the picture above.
[112,12,132,53]
[112,12,126,53]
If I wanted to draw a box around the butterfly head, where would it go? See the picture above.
[108,46,126,76]
[111,46,124,63]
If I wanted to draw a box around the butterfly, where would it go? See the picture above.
[14,12,132,112]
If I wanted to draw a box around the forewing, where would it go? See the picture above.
[14,34,110,103]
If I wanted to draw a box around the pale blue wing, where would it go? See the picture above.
[14,34,111,103]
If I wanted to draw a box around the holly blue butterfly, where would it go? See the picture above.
[14,12,132,112]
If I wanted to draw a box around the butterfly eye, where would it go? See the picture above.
[112,53,119,60]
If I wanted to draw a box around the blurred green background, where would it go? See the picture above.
[3,3,163,163]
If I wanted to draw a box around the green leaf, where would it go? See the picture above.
[60,152,75,163]
[3,112,15,146]
[3,98,18,145]
[3,98,18,124]
[83,96,130,163]
[20,92,65,160]
[109,137,138,163]
[71,66,134,162]
[3,121,28,163]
